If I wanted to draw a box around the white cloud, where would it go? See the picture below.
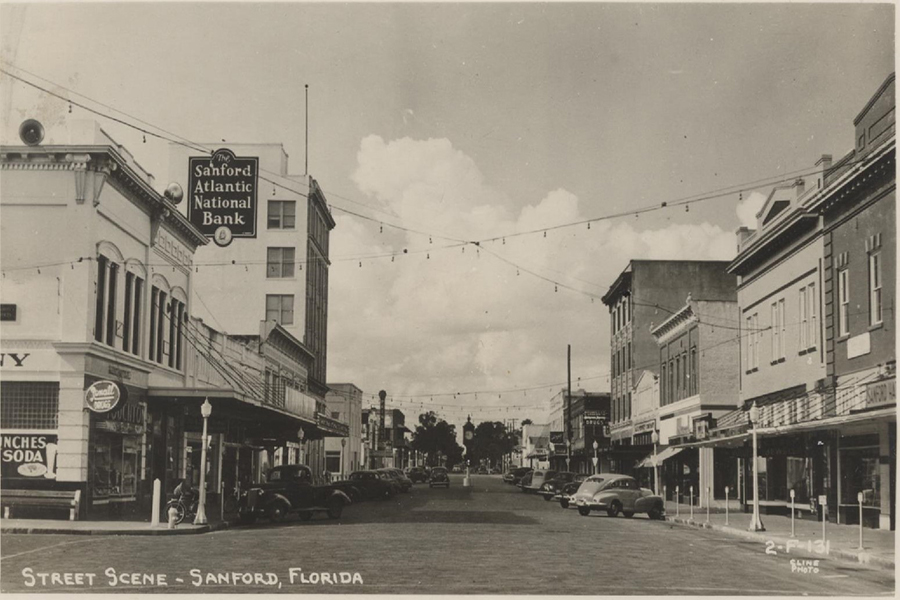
[736,190,767,229]
[330,136,738,431]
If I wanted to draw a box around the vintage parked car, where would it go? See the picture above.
[572,473,665,519]
[517,470,534,491]
[348,470,396,500]
[375,470,405,495]
[505,467,532,485]
[407,466,429,483]
[382,468,413,492]
[429,466,450,488]
[523,469,557,494]
[490,467,502,475]
[237,464,351,524]
[554,474,588,508]
[538,471,578,501]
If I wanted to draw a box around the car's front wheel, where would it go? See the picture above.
[607,501,621,518]
[648,504,665,520]
[327,498,344,520]
[267,500,289,523]
[560,499,569,509]
[578,506,591,516]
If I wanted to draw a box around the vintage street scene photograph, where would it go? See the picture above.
[0,1,895,596]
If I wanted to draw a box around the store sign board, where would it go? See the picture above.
[866,378,895,409]
[188,148,258,243]
[84,380,123,413]
[549,431,565,445]
[1,433,57,479]
[584,410,608,424]
[634,420,656,434]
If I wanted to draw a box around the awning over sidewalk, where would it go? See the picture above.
[637,446,683,468]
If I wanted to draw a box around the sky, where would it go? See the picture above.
[1,2,895,436]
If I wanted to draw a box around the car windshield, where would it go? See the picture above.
[432,468,447,474]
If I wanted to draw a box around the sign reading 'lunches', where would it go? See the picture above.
[188,148,259,245]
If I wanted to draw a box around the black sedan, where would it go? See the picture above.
[348,470,396,500]
[406,466,429,483]
[538,471,579,501]
[504,466,532,485]
[429,466,450,488]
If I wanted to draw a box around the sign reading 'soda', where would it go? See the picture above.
[188,148,259,245]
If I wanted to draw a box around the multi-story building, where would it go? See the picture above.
[684,73,895,530]
[567,391,611,475]
[649,296,740,507]
[167,142,341,479]
[804,72,895,530]
[601,260,735,474]
[325,383,363,477]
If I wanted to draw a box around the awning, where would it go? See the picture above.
[637,446,684,468]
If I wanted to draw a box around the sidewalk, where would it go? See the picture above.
[1,515,233,536]
[663,500,895,569]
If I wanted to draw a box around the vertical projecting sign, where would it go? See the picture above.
[188,148,259,246]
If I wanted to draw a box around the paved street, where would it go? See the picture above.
[0,474,894,595]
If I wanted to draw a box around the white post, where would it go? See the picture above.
[857,491,864,550]
[194,399,211,525]
[725,485,730,525]
[748,402,765,532]
[790,489,796,538]
[150,478,161,527]
[676,486,680,517]
[822,495,827,543]
[706,487,710,523]
[690,485,694,521]
[220,480,225,522]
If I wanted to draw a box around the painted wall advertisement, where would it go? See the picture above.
[1,433,58,479]
[188,148,259,245]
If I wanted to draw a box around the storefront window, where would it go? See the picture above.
[786,456,811,503]
[840,447,880,507]
[92,431,140,500]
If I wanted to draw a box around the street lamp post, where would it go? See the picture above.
[194,398,212,525]
[592,439,599,475]
[651,429,660,494]
[340,438,347,481]
[748,401,765,532]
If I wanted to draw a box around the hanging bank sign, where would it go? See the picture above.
[188,148,259,245]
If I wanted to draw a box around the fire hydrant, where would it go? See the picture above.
[167,505,179,529]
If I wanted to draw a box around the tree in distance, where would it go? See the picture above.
[411,411,464,467]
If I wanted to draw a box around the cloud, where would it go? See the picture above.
[736,190,767,229]
[330,136,738,429]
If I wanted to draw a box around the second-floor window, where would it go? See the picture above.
[746,313,759,371]
[869,252,882,326]
[771,299,785,361]
[267,247,295,278]
[838,268,850,337]
[267,200,296,229]
[266,294,294,326]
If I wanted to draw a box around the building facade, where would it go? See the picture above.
[1,121,207,518]
[325,383,363,478]
[167,142,341,478]
[649,297,741,507]
[678,73,895,530]
[601,260,735,474]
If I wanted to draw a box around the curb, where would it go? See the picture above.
[0,520,232,536]
[664,516,894,570]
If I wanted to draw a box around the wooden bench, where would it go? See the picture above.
[2,489,82,521]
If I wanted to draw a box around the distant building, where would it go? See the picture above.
[601,260,735,475]
[325,383,363,477]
